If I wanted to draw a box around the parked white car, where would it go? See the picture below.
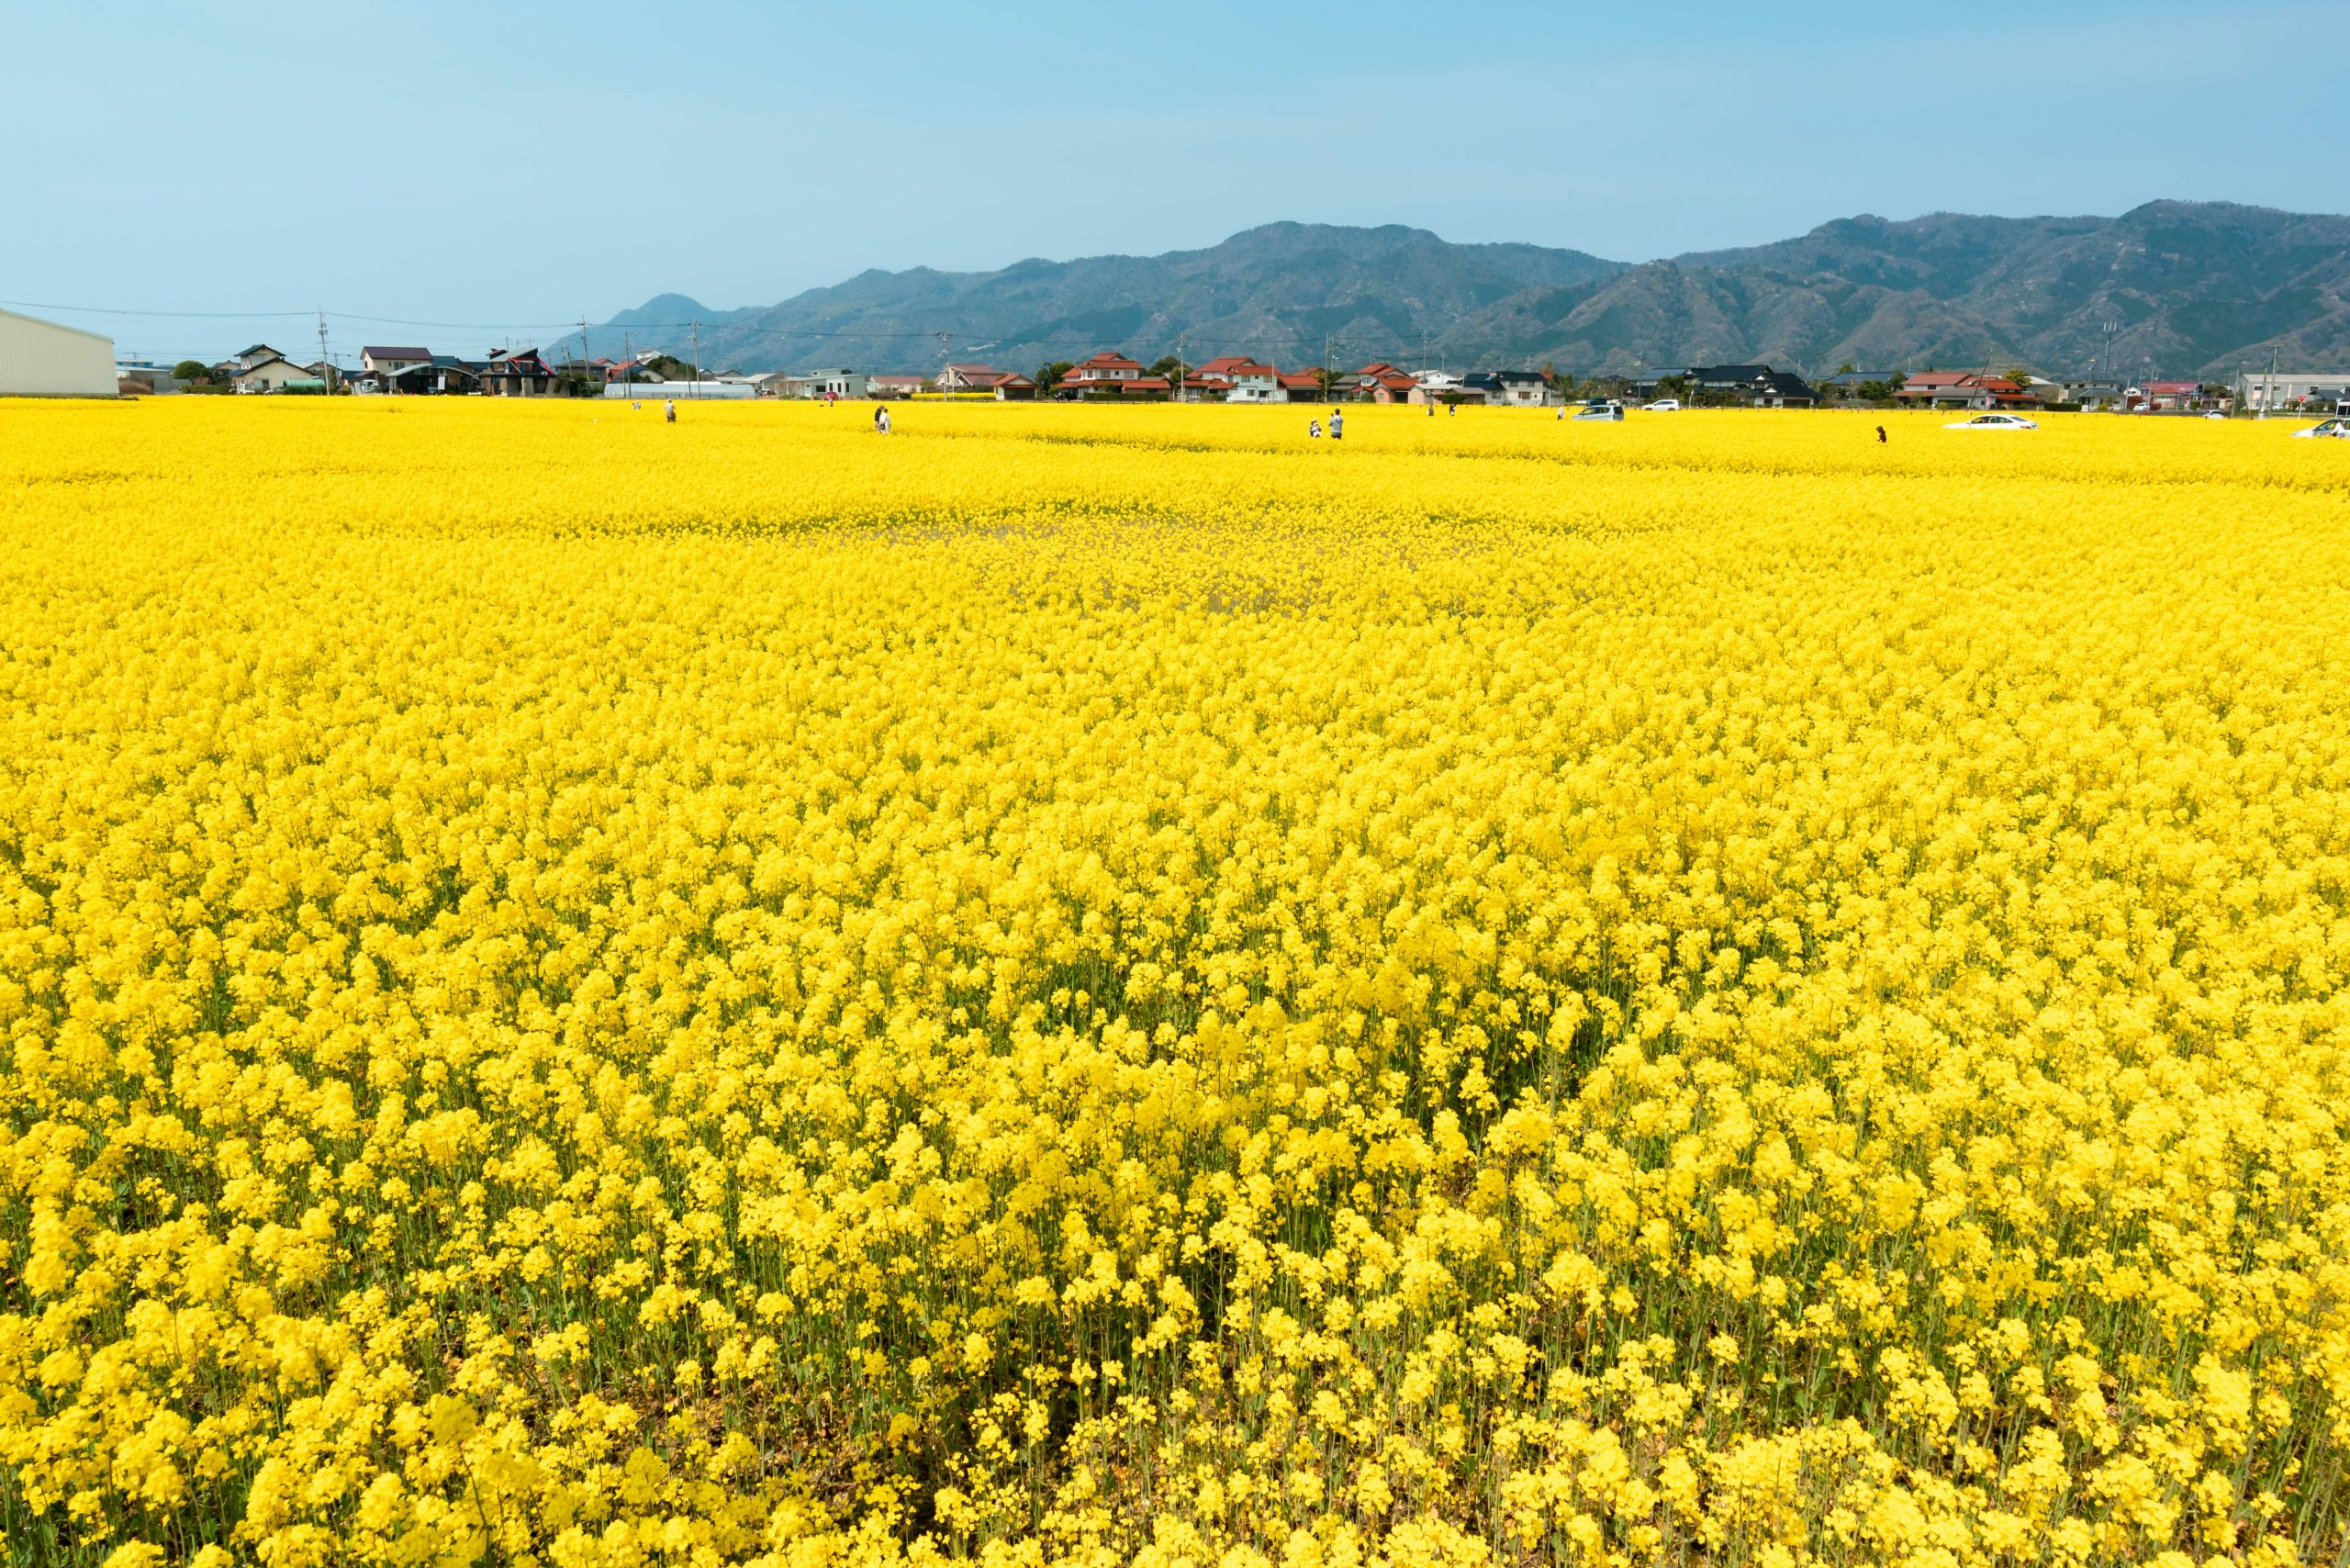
[1944,412,2038,431]
[1641,398,1681,412]
[1572,403,1625,422]
[2288,418,2350,439]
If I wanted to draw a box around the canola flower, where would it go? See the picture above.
[2,396,2348,1567]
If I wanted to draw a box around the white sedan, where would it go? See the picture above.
[1944,412,2038,431]
[2289,418,2350,439]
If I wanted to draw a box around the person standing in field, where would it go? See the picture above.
[878,407,892,434]
[1876,425,1887,443]
[665,399,676,423]
[1329,409,1343,441]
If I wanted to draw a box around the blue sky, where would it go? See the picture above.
[9,2,2345,361]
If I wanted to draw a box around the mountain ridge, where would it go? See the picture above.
[595,204,2350,378]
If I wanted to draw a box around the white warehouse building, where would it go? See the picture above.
[2233,370,2350,414]
[0,307,118,398]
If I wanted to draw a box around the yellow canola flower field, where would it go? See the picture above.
[3,396,2349,1568]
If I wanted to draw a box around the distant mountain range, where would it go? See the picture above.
[594,202,2350,379]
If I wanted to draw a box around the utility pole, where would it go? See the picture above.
[579,315,591,393]
[688,320,701,398]
[938,331,951,409]
[316,309,332,393]
[622,331,633,397]
[2261,344,2277,420]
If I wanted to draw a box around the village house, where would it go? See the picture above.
[1891,371,2021,410]
[868,374,927,398]
[1463,369,1552,407]
[1176,374,1234,402]
[1279,370,1323,401]
[1218,360,1284,403]
[214,343,288,377]
[362,346,431,377]
[778,369,870,399]
[1061,351,1147,393]
[938,364,1010,393]
[2038,377,2125,409]
[1349,363,1418,403]
[226,353,313,393]
[478,349,557,397]
[929,364,1033,398]
[2135,379,2224,412]
[382,359,479,396]
[1676,364,1821,408]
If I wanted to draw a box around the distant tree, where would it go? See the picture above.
[1855,379,1896,402]
[1147,355,1185,382]
[1657,374,1693,404]
[172,359,212,383]
[645,354,696,381]
[1037,361,1075,393]
[2003,366,2034,386]
[1314,366,1342,396]
[1836,361,1857,376]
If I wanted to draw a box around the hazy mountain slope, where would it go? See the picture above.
[598,203,2350,377]
[610,223,1621,375]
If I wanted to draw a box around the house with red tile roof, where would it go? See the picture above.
[2137,378,2222,411]
[1062,352,1147,391]
[1278,369,1325,402]
[1348,363,1418,402]
[1220,360,1283,402]
[1896,371,2030,410]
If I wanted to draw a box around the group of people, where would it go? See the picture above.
[1306,409,1344,441]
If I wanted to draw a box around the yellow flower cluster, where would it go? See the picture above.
[3,397,2347,1567]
